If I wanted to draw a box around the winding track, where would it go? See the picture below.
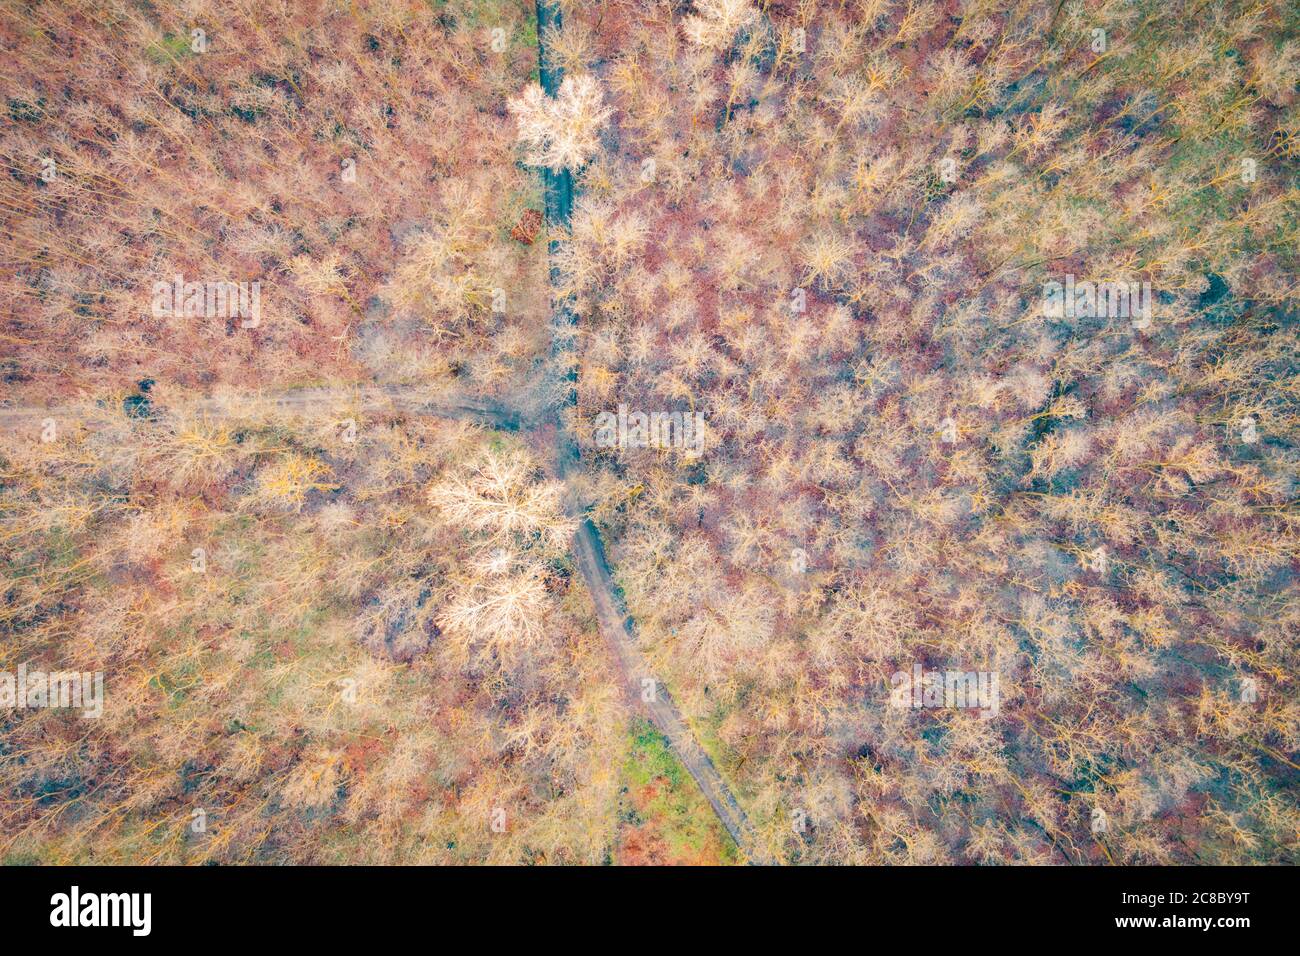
[569,516,769,862]
[534,0,769,863]
[0,385,523,431]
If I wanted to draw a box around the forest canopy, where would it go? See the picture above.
[1,0,1297,865]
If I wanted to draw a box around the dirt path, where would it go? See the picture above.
[532,0,769,863]
[569,516,770,863]
[0,384,524,431]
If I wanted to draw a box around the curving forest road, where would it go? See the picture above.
[569,515,770,863]
[535,0,770,863]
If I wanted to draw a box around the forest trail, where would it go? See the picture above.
[0,383,524,431]
[569,515,771,863]
[533,0,769,863]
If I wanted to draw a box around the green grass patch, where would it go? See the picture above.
[144,33,195,66]
[618,718,738,865]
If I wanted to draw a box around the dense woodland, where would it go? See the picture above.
[1,0,1297,864]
